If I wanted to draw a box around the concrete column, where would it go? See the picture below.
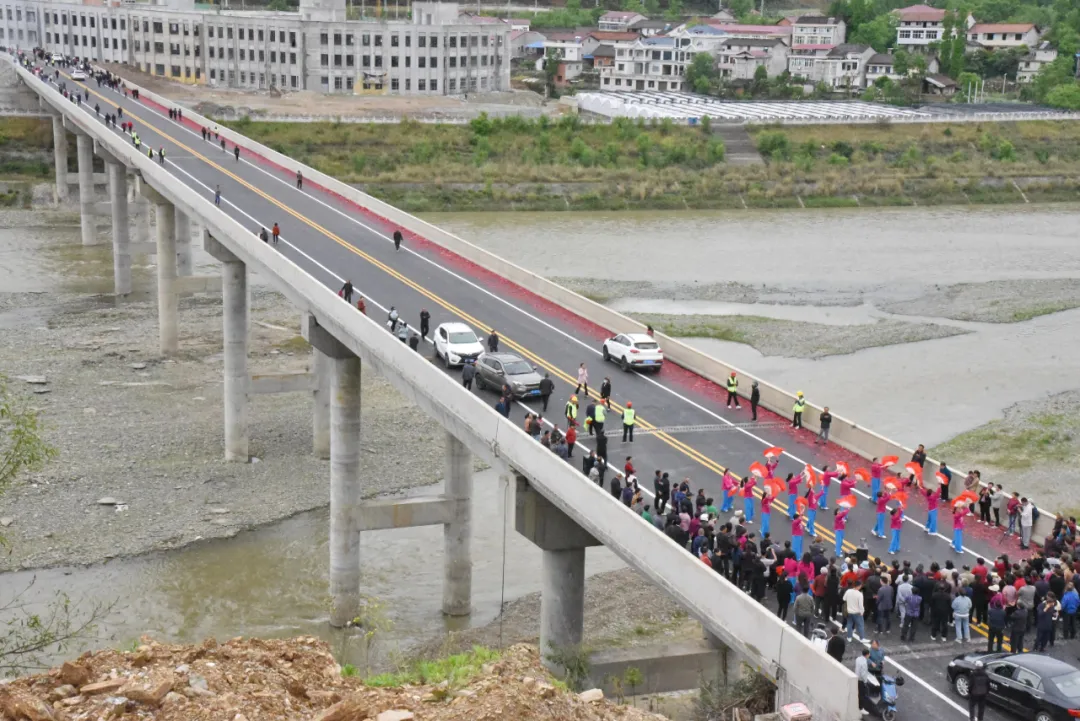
[222,256,249,462]
[312,348,331,460]
[106,162,131,296]
[51,114,68,202]
[154,201,178,354]
[442,432,472,616]
[174,209,192,276]
[76,133,98,245]
[133,176,150,249]
[329,354,362,627]
[705,631,746,686]
[540,547,586,660]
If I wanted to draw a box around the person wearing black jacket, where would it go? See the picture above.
[419,309,430,339]
[776,576,793,620]
[539,373,555,413]
[750,381,760,421]
[825,627,846,663]
[655,472,671,514]
[600,377,612,410]
[582,451,596,477]
[1009,602,1028,653]
[986,599,1007,652]
[969,662,990,721]
[930,583,953,641]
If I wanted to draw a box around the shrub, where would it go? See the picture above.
[994,139,1016,162]
[706,139,726,163]
[830,140,854,159]
[827,152,849,166]
[470,112,493,136]
[1035,148,1050,164]
[756,131,790,161]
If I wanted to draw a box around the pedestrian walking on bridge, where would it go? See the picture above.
[726,372,740,409]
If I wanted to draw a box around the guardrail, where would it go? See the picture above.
[15,56,861,721]
[103,60,1065,546]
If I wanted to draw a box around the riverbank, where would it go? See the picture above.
[0,211,456,571]
[221,116,1079,211]
[0,637,669,721]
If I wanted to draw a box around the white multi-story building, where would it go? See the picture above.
[967,23,1040,49]
[791,15,845,52]
[1017,40,1057,82]
[893,3,973,51]
[598,36,686,92]
[0,0,510,96]
[789,43,874,90]
[598,10,646,32]
[714,38,788,80]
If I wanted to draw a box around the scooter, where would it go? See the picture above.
[865,671,903,721]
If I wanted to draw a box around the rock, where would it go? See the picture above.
[284,677,306,698]
[103,696,128,719]
[47,685,77,701]
[173,664,189,674]
[578,688,604,703]
[521,676,536,687]
[453,689,476,698]
[59,661,91,688]
[375,711,415,721]
[535,681,556,699]
[15,375,47,384]
[305,689,341,706]
[0,517,13,527]
[83,407,96,415]
[130,649,153,667]
[32,388,51,394]
[122,677,173,707]
[0,687,56,721]
[162,691,187,708]
[96,497,119,506]
[80,678,127,696]
[60,696,84,707]
[210,508,231,514]
[234,715,250,721]
[188,673,209,692]
[129,363,147,370]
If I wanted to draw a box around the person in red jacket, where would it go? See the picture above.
[565,425,577,458]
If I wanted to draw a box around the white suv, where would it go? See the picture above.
[433,322,484,368]
[602,333,663,372]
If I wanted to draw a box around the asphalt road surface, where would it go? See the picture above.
[40,61,1075,721]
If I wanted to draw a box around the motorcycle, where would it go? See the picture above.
[865,671,903,721]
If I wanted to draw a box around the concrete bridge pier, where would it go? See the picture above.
[442,431,472,616]
[75,132,99,245]
[141,186,179,354]
[175,209,192,277]
[312,348,332,460]
[515,475,600,666]
[205,233,250,462]
[105,160,131,295]
[303,315,362,627]
[50,113,69,203]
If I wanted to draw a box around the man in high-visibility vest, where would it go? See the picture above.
[565,395,578,429]
[726,372,741,410]
[593,401,606,436]
[792,391,806,429]
[622,401,636,442]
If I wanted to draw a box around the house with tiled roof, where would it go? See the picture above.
[791,15,846,51]
[598,10,648,32]
[714,37,790,79]
[967,23,1041,49]
[1017,40,1058,82]
[893,4,974,51]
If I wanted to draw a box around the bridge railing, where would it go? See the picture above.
[16,56,860,721]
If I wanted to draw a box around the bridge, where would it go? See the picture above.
[6,51,1052,721]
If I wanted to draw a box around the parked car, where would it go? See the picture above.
[948,652,1080,721]
[71,70,87,81]
[602,333,663,372]
[474,352,543,400]
[433,322,484,368]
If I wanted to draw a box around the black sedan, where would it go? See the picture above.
[948,652,1080,721]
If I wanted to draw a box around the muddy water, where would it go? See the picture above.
[0,470,624,672]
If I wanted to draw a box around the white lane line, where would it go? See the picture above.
[64,72,982,559]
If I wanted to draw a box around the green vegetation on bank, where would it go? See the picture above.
[931,413,1080,471]
[0,117,53,179]
[218,115,1080,211]
[363,645,501,688]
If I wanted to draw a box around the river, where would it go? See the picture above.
[2,203,1079,673]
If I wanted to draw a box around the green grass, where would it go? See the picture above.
[274,335,311,353]
[931,413,1079,471]
[1011,303,1080,322]
[363,645,501,688]
[630,313,758,344]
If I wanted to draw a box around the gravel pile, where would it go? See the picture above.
[880,279,1080,323]
[631,313,967,359]
[548,277,866,307]
[0,280,450,572]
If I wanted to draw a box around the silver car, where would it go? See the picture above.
[474,352,543,400]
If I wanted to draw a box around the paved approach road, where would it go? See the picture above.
[49,65,1045,720]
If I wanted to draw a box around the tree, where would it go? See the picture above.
[851,14,899,53]
[686,52,718,95]
[267,0,291,10]
[543,50,561,99]
[727,0,753,19]
[1046,83,1080,109]
[0,376,111,675]
[893,49,911,77]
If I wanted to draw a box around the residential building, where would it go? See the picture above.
[598,10,647,32]
[3,0,510,95]
[598,35,686,91]
[714,37,789,80]
[894,4,973,51]
[703,23,792,42]
[589,43,616,68]
[507,18,532,32]
[1017,40,1057,82]
[789,43,874,90]
[923,72,958,95]
[583,30,639,58]
[511,29,545,60]
[967,23,1040,49]
[712,9,737,23]
[628,18,672,38]
[791,15,846,52]
[537,31,585,83]
[864,52,902,84]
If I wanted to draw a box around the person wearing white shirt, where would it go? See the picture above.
[844,581,866,641]
[1020,499,1035,549]
[896,575,913,626]
[855,648,872,716]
